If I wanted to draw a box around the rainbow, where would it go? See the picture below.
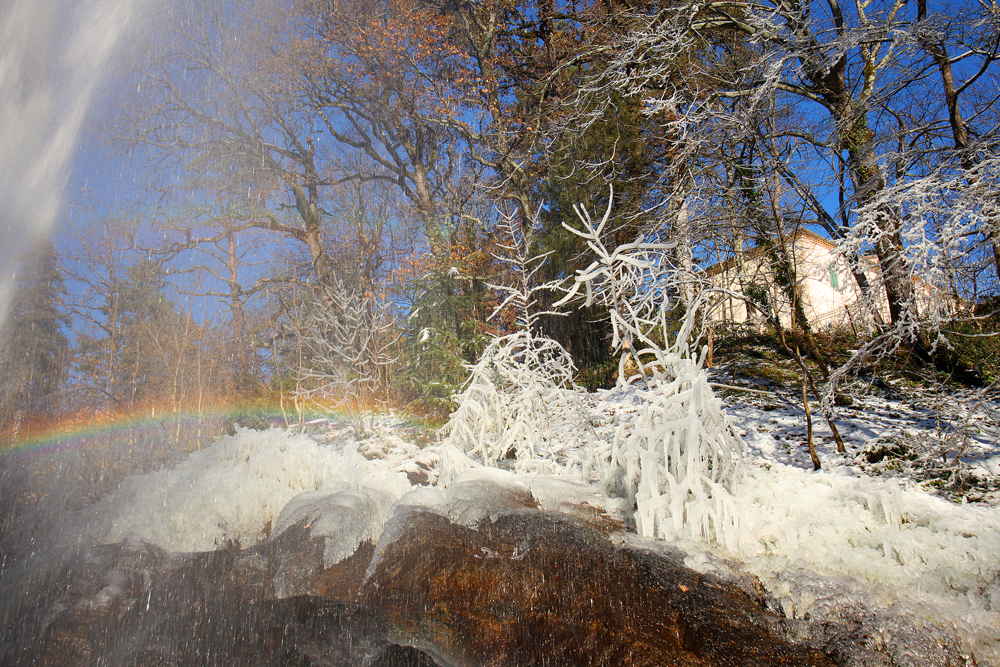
[0,404,302,487]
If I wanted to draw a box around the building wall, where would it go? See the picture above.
[704,230,893,333]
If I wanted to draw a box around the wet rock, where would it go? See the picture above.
[6,523,444,667]
[261,485,395,600]
[4,478,966,667]
[256,596,443,667]
[96,541,272,665]
[406,468,431,486]
[359,505,835,667]
[622,542,820,665]
[265,520,327,598]
[263,513,379,601]
[23,538,170,667]
[311,541,377,601]
[88,544,440,666]
[98,591,440,666]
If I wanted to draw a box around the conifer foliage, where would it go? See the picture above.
[0,240,70,437]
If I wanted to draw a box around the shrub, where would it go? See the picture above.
[440,331,596,473]
[935,317,1000,386]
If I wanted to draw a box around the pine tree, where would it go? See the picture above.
[0,240,71,437]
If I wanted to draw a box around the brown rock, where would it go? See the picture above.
[360,506,835,667]
[312,540,377,601]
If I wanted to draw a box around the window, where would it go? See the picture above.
[829,266,841,290]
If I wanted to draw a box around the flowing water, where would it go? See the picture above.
[0,0,143,319]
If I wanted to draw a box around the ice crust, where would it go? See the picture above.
[83,427,411,553]
[49,403,998,663]
[730,462,1000,662]
[442,467,538,526]
[734,463,1000,603]
[271,486,396,567]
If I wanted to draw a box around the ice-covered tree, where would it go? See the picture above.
[831,148,1000,392]
[559,0,1000,402]
[555,193,747,546]
[441,209,597,474]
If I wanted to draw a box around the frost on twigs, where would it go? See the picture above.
[440,207,596,475]
[557,192,746,547]
[486,209,565,332]
[826,147,1000,407]
[293,278,398,434]
[439,330,595,474]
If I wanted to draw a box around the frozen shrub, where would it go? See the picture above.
[557,192,746,545]
[440,330,595,474]
[294,278,398,433]
[440,209,597,474]
[609,348,746,546]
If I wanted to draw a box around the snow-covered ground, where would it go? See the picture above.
[9,378,999,664]
[716,379,1000,664]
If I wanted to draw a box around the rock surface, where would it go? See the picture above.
[359,506,834,666]
[0,480,960,666]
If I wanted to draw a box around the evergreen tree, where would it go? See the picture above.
[394,225,498,420]
[0,240,71,437]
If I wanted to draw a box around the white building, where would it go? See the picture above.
[702,229,947,332]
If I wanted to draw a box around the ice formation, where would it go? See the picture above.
[663,458,1000,663]
[271,486,396,567]
[555,193,746,545]
[441,330,595,473]
[82,427,410,553]
[734,462,1000,598]
[605,349,749,548]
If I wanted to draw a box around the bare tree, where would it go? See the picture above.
[113,0,356,291]
[145,201,284,394]
[293,278,398,433]
[293,0,473,251]
[60,212,139,411]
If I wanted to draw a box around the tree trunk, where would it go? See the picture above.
[917,0,1000,281]
[842,115,915,328]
